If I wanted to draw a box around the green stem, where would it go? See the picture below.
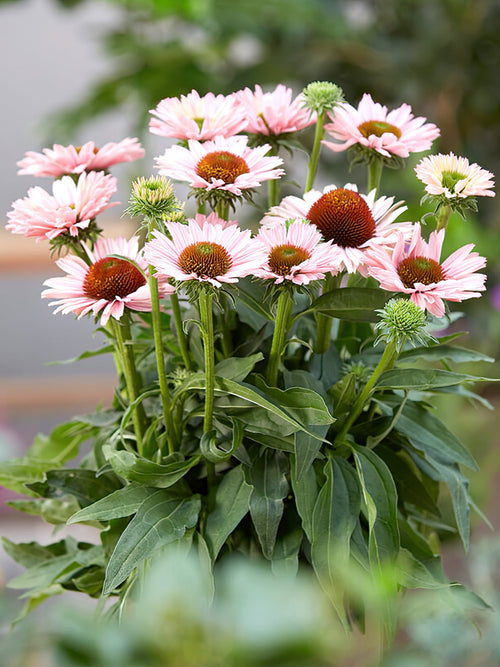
[215,200,229,221]
[148,266,176,455]
[334,340,399,446]
[170,292,192,370]
[368,159,384,197]
[111,317,146,454]
[305,109,326,193]
[268,177,279,208]
[266,289,294,387]
[314,273,338,354]
[198,289,215,434]
[436,204,452,231]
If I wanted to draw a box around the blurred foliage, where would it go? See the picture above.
[2,540,499,667]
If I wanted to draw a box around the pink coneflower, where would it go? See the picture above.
[17,138,145,178]
[149,90,248,141]
[415,153,495,199]
[234,84,316,136]
[322,94,440,159]
[261,184,409,274]
[255,220,341,285]
[365,223,487,318]
[6,171,118,241]
[42,237,173,325]
[144,219,267,288]
[155,135,285,197]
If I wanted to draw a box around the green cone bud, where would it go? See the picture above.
[374,298,435,351]
[301,81,344,114]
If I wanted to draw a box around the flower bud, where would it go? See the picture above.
[301,81,344,114]
[374,298,435,351]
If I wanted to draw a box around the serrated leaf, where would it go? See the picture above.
[67,484,152,524]
[103,491,201,594]
[204,465,252,561]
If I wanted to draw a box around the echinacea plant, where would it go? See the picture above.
[1,83,496,646]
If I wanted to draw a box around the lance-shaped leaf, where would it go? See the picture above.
[377,368,495,391]
[293,425,330,481]
[103,491,201,594]
[246,450,289,559]
[204,464,252,561]
[103,448,200,488]
[214,353,264,382]
[27,469,122,507]
[67,484,153,524]
[306,287,392,322]
[399,343,494,365]
[290,454,319,542]
[254,378,335,426]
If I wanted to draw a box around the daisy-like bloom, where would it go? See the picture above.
[234,84,316,136]
[155,135,285,197]
[255,219,341,285]
[191,211,238,229]
[261,184,409,274]
[144,219,267,288]
[365,223,487,318]
[6,171,118,241]
[17,138,145,178]
[42,236,174,325]
[149,90,248,141]
[322,93,440,159]
[415,153,495,200]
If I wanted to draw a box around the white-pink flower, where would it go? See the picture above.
[6,171,118,241]
[144,219,267,288]
[233,84,316,136]
[365,223,487,318]
[261,183,409,274]
[190,211,238,230]
[155,135,284,196]
[322,94,440,159]
[149,90,248,141]
[254,220,341,285]
[17,138,145,178]
[415,153,495,199]
[42,237,174,325]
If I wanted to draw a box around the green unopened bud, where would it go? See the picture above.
[127,175,180,221]
[374,298,435,352]
[301,81,344,114]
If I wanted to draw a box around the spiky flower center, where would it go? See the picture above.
[268,244,311,276]
[306,188,376,247]
[196,151,250,184]
[178,242,232,278]
[397,256,444,288]
[83,257,146,301]
[358,120,402,139]
[441,170,466,193]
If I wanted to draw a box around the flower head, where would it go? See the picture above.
[234,84,316,136]
[415,153,495,200]
[17,138,145,178]
[374,298,434,352]
[261,184,409,274]
[126,175,181,223]
[42,237,173,325]
[255,219,341,285]
[365,223,487,318]
[6,171,118,241]
[155,135,284,202]
[301,81,344,115]
[144,219,267,288]
[149,90,248,141]
[322,94,440,159]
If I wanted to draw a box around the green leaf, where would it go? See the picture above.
[214,353,264,381]
[67,484,152,524]
[381,398,478,471]
[311,456,361,627]
[7,497,81,525]
[235,281,273,324]
[399,343,494,365]
[204,465,252,561]
[103,448,200,488]
[2,537,69,569]
[293,425,329,481]
[307,287,392,322]
[290,455,319,542]
[103,491,201,594]
[246,450,289,560]
[352,446,400,565]
[27,469,122,507]
[271,527,303,577]
[254,378,335,426]
[0,458,56,494]
[377,368,494,391]
[30,420,96,464]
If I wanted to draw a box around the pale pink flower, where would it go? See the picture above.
[190,211,238,229]
[365,223,487,318]
[17,138,145,178]
[261,183,409,274]
[415,153,495,199]
[144,219,267,288]
[42,237,174,326]
[322,93,440,159]
[233,84,316,136]
[155,135,284,196]
[255,220,341,285]
[6,171,118,241]
[149,90,247,141]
